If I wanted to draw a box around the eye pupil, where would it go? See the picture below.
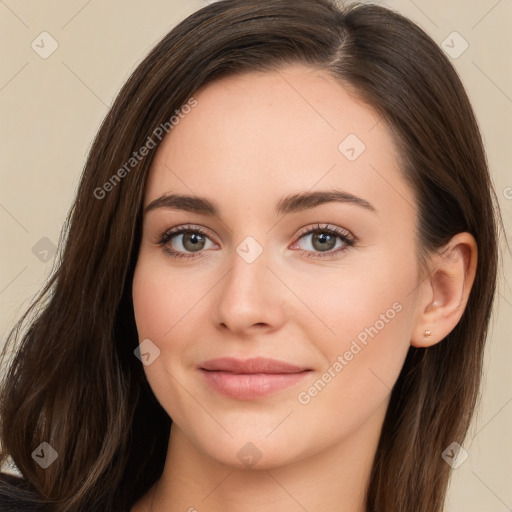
[313,232,336,251]
[183,232,205,252]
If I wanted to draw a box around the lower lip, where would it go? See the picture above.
[199,369,311,400]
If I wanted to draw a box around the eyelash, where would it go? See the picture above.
[157,223,356,261]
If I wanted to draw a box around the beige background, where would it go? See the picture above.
[1,0,511,510]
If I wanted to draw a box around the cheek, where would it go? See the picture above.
[132,263,166,339]
[131,255,214,372]
[132,255,197,340]
[305,250,417,398]
[315,250,415,339]
[131,257,195,416]
[293,293,413,447]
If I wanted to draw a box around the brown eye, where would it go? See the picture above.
[291,224,356,260]
[180,232,207,252]
[311,231,337,252]
[158,226,216,259]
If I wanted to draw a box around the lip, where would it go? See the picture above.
[199,357,312,400]
[200,357,310,374]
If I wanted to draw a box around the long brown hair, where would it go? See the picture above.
[0,1,504,510]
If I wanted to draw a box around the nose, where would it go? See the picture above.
[211,241,288,337]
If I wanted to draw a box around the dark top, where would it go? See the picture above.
[0,473,44,512]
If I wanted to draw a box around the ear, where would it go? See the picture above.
[411,232,478,348]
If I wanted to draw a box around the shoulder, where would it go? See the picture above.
[0,472,45,511]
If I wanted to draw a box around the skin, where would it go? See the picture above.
[131,65,477,512]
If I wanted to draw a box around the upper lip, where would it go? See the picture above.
[200,357,310,374]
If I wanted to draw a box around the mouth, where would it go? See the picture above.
[199,357,312,400]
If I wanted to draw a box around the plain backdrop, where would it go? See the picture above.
[1,1,511,510]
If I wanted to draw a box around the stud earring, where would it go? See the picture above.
[424,329,432,337]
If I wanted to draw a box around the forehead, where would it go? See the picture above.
[144,65,416,225]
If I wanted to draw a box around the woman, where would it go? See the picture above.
[0,0,503,511]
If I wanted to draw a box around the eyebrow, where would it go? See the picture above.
[143,189,377,217]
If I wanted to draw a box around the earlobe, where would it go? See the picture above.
[411,233,478,348]
[411,299,440,348]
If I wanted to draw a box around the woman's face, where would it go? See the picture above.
[132,65,424,468]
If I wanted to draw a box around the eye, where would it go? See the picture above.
[157,224,217,260]
[290,223,356,259]
[157,223,356,261]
